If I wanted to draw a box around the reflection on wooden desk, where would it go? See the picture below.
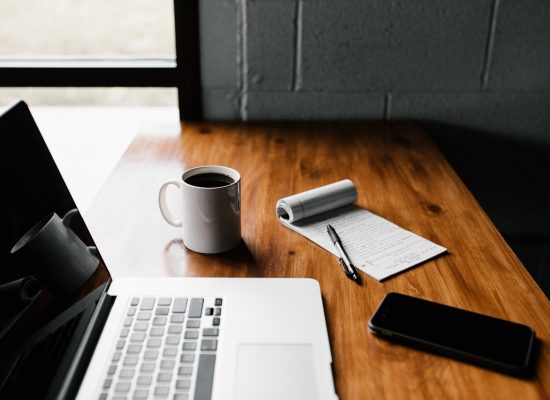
[87,121,550,399]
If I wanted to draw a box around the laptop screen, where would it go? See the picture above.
[0,101,111,394]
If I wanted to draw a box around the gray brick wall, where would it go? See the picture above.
[300,0,491,91]
[199,0,550,143]
[489,0,550,90]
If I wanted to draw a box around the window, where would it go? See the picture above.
[0,0,175,58]
[0,0,201,119]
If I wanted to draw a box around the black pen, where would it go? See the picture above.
[327,224,360,283]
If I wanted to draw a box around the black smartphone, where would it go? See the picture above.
[368,292,536,375]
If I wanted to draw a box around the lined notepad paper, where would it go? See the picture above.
[277,180,446,281]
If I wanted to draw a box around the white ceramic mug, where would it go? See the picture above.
[158,165,241,254]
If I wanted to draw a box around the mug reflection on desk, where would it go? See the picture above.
[10,209,99,296]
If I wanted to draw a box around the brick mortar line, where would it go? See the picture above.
[291,0,303,92]
[481,0,501,90]
[238,0,249,120]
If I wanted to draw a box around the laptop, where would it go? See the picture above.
[0,101,337,400]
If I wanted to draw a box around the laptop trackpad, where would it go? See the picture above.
[236,343,319,400]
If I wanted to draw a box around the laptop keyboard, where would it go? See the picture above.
[100,296,222,400]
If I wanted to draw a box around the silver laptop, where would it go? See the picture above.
[0,101,337,400]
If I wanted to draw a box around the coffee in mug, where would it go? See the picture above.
[158,165,241,254]
[184,172,235,188]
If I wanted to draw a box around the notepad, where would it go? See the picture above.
[276,180,447,281]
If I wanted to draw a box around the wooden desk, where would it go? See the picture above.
[87,121,550,399]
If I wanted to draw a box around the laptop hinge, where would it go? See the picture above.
[56,283,115,400]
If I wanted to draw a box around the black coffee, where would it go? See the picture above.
[185,172,235,188]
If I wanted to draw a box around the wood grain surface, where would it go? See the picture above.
[87,121,550,399]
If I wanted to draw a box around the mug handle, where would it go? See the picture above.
[159,180,183,227]
[62,208,79,227]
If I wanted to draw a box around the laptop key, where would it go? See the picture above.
[214,308,221,316]
[140,362,156,373]
[155,307,170,316]
[123,355,139,366]
[140,297,155,310]
[124,317,133,327]
[112,351,122,362]
[147,338,162,348]
[116,339,125,350]
[119,328,130,338]
[163,347,178,358]
[195,354,216,400]
[182,342,197,351]
[175,379,191,389]
[150,327,165,336]
[131,297,140,306]
[158,297,172,306]
[170,314,184,324]
[203,328,219,337]
[127,344,142,354]
[133,389,149,399]
[103,378,112,389]
[186,320,200,329]
[205,308,213,316]
[119,368,135,379]
[160,359,175,370]
[137,375,153,386]
[180,354,195,363]
[178,366,193,376]
[157,372,173,382]
[144,350,159,360]
[173,395,188,400]
[115,381,131,393]
[134,321,148,331]
[131,332,146,342]
[154,386,170,397]
[215,298,222,306]
[184,331,199,339]
[212,318,220,327]
[127,306,137,316]
[137,311,152,321]
[168,325,182,334]
[153,316,167,326]
[173,298,188,313]
[107,365,117,375]
[165,335,180,346]
[201,339,217,351]
[188,298,204,318]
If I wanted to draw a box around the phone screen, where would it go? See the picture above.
[369,293,535,371]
